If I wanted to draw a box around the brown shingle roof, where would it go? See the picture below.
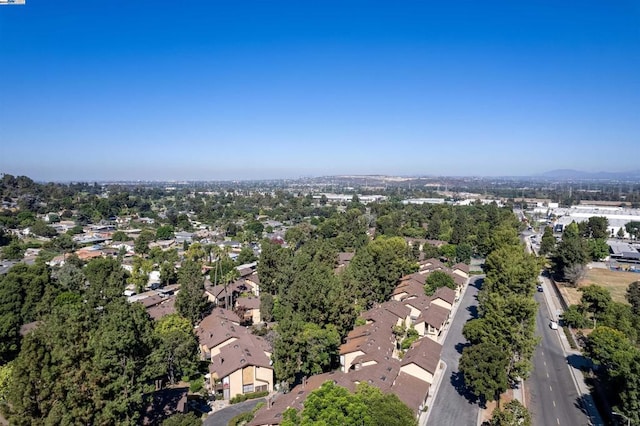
[337,252,355,264]
[452,262,470,274]
[379,300,410,320]
[236,296,260,310]
[401,338,442,375]
[391,372,430,414]
[209,335,272,380]
[403,295,432,313]
[392,280,425,300]
[432,286,456,305]
[418,304,450,329]
[147,296,177,320]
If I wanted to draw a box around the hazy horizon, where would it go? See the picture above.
[1,1,639,181]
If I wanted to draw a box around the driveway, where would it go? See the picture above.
[424,276,482,425]
[204,398,265,426]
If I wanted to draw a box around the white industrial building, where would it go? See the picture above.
[534,205,640,238]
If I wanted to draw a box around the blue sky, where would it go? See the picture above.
[1,1,639,181]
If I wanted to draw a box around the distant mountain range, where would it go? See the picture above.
[537,169,640,180]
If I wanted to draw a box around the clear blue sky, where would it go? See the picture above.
[1,1,639,181]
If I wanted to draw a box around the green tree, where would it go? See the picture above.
[88,300,155,425]
[161,412,202,426]
[357,382,417,426]
[424,270,456,296]
[84,257,129,308]
[289,381,368,426]
[580,216,609,239]
[56,262,86,292]
[625,221,640,239]
[260,293,274,323]
[456,243,473,264]
[156,225,175,240]
[175,260,210,325]
[598,302,637,344]
[150,314,199,385]
[439,243,457,261]
[273,319,340,385]
[128,256,154,293]
[483,246,540,296]
[580,285,612,323]
[490,399,532,426]
[257,240,293,295]
[0,361,12,402]
[29,220,58,238]
[111,230,129,241]
[1,240,24,260]
[6,291,154,425]
[587,238,610,261]
[487,224,521,253]
[626,281,640,316]
[343,236,416,308]
[134,230,154,256]
[236,245,257,265]
[539,226,556,256]
[459,342,509,405]
[551,223,589,282]
[160,261,178,286]
[584,326,637,379]
[561,304,589,329]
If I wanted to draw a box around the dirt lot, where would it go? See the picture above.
[557,267,638,306]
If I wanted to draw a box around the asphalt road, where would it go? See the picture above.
[525,290,591,426]
[204,398,265,426]
[426,276,482,426]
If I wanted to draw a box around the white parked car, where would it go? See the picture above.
[549,321,559,330]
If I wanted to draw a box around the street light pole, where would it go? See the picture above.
[612,411,631,426]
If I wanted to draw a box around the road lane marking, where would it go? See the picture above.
[549,385,553,391]
[546,372,549,378]
[557,418,560,425]
[553,400,556,407]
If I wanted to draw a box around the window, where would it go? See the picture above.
[243,384,254,394]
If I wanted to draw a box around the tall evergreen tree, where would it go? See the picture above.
[175,260,210,325]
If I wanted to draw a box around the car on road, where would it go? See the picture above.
[549,321,558,330]
[537,285,543,292]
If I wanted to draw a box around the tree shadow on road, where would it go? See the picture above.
[455,342,471,355]
[471,277,484,289]
[449,370,479,405]
[566,353,593,372]
[467,304,479,319]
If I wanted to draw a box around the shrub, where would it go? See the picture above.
[230,390,269,404]
[228,412,253,426]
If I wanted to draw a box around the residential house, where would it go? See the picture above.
[235,295,261,324]
[399,337,443,386]
[147,296,177,320]
[335,252,355,273]
[196,309,273,401]
[430,286,456,311]
[208,336,273,400]
[414,304,450,341]
[451,262,470,280]
[392,273,426,301]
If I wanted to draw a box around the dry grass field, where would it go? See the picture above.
[557,267,638,306]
